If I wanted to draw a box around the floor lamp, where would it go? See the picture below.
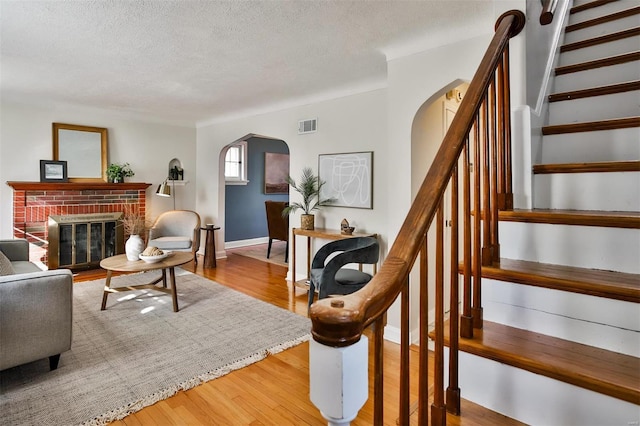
[156,178,176,210]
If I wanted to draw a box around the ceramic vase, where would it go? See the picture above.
[125,234,145,261]
[301,214,315,230]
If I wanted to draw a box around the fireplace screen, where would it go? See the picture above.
[49,213,124,270]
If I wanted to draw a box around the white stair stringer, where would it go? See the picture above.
[554,60,639,92]
[444,349,640,426]
[499,221,640,274]
[548,91,640,124]
[481,278,640,357]
[533,170,640,212]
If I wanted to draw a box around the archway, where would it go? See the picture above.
[407,79,470,340]
[217,133,290,261]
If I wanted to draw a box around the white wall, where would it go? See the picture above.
[196,89,389,270]
[0,99,197,238]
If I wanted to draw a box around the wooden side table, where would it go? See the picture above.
[291,227,378,296]
[200,225,220,268]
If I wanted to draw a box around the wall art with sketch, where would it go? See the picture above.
[319,151,373,209]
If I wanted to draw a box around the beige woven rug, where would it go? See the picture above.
[0,269,310,426]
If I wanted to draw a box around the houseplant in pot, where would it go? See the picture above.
[106,162,135,183]
[282,167,335,230]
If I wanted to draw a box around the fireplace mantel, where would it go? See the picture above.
[7,181,151,191]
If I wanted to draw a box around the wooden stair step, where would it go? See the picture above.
[555,51,640,75]
[561,27,640,52]
[532,160,640,174]
[473,257,640,303]
[437,321,640,405]
[541,116,640,135]
[570,0,618,15]
[499,208,640,229]
[566,5,640,33]
[549,80,640,102]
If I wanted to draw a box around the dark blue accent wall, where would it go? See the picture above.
[225,137,289,242]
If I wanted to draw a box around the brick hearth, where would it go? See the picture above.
[7,182,150,265]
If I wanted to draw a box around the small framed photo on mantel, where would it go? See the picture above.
[40,160,68,183]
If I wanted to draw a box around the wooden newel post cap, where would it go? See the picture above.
[330,300,345,308]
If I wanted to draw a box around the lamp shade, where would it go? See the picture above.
[156,180,171,197]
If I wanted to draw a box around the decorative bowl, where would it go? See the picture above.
[139,252,169,263]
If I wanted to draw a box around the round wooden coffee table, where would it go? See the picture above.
[100,252,193,312]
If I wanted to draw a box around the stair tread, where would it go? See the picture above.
[481,257,640,302]
[570,0,619,15]
[566,5,640,33]
[499,208,640,229]
[549,80,640,102]
[533,160,640,174]
[439,320,640,405]
[542,116,640,135]
[561,27,640,52]
[555,51,640,75]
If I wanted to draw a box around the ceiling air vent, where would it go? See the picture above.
[298,118,317,134]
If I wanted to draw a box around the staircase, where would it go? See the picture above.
[449,1,640,424]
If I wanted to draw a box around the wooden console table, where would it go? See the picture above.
[291,227,378,295]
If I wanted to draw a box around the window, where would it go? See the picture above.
[225,141,249,185]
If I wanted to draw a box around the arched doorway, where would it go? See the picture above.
[408,80,469,340]
[218,134,290,263]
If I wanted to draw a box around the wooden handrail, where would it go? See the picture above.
[309,10,525,347]
[541,0,558,25]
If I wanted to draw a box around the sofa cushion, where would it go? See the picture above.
[0,251,15,276]
[148,236,192,250]
[11,261,42,274]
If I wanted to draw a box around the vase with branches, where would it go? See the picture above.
[120,205,149,261]
[282,167,335,230]
[106,163,135,183]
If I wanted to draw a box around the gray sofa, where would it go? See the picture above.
[0,239,73,371]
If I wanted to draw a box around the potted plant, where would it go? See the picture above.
[282,167,335,230]
[106,162,135,183]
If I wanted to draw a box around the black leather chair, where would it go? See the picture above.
[265,201,289,263]
[308,236,379,309]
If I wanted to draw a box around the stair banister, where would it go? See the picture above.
[309,10,525,425]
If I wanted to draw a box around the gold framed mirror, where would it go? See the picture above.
[53,123,108,182]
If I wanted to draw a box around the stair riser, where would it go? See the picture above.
[482,278,639,356]
[540,127,640,163]
[564,14,640,44]
[554,60,639,92]
[499,221,640,274]
[560,35,640,65]
[548,90,639,124]
[569,0,639,24]
[533,171,640,212]
[446,350,640,426]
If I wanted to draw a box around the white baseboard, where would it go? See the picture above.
[224,237,269,249]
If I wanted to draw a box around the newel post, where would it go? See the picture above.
[309,336,369,425]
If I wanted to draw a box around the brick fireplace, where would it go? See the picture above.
[7,181,151,267]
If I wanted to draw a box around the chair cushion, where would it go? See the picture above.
[335,269,372,286]
[148,237,192,250]
[0,251,15,276]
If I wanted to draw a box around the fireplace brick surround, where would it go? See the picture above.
[7,182,151,266]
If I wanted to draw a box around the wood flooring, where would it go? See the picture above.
[74,252,523,425]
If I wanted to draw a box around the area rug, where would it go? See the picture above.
[228,241,288,266]
[0,269,310,426]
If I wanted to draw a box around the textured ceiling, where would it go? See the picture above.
[0,1,495,126]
